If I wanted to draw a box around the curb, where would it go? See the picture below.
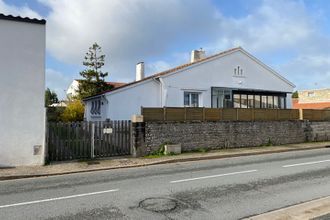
[245,195,330,220]
[0,145,328,181]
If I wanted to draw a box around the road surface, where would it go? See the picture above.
[0,147,330,219]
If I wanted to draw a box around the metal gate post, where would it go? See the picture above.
[91,123,95,159]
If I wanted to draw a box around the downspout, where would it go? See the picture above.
[158,78,167,107]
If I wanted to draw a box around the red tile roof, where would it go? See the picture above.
[106,82,126,88]
[292,99,330,109]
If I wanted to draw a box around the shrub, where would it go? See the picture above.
[60,100,85,122]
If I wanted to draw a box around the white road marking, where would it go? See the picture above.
[0,188,119,209]
[170,169,258,184]
[283,159,330,168]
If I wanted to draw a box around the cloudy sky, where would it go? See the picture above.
[1,0,330,99]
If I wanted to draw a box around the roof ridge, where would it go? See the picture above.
[120,46,242,85]
[0,13,46,24]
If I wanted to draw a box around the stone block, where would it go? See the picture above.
[164,144,182,155]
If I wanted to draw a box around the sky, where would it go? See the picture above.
[1,0,330,99]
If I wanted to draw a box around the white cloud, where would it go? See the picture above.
[280,54,330,90]
[40,0,218,81]
[0,0,41,18]
[206,0,318,53]
[1,0,329,92]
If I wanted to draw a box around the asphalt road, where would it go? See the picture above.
[1,148,330,220]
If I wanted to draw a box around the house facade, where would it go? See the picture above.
[292,88,330,109]
[84,47,295,121]
[0,14,46,166]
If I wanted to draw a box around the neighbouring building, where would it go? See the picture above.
[66,79,126,99]
[292,88,330,109]
[0,14,46,167]
[83,47,295,121]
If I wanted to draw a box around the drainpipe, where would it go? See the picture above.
[158,78,167,107]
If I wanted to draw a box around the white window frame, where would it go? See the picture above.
[184,91,201,107]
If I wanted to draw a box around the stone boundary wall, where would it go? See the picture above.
[131,120,330,156]
[308,121,330,142]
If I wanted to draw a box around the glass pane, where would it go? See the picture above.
[212,95,218,108]
[273,96,279,109]
[224,91,232,108]
[241,94,248,108]
[279,97,284,109]
[267,96,274,108]
[233,94,240,108]
[191,93,199,107]
[255,95,261,108]
[184,92,190,106]
[248,95,254,108]
[218,94,224,108]
[262,96,267,108]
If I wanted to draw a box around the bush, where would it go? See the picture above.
[60,100,85,122]
[47,107,65,122]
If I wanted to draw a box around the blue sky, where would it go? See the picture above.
[2,0,330,99]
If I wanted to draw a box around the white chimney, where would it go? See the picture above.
[190,48,206,63]
[136,62,145,81]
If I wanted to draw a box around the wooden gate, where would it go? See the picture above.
[47,120,131,162]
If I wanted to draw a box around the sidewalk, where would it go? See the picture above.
[0,141,329,181]
[246,196,330,220]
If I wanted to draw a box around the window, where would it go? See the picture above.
[211,88,232,108]
[267,96,274,108]
[255,95,261,108]
[248,95,254,108]
[273,96,279,109]
[308,92,315,97]
[90,99,101,116]
[217,87,286,109]
[279,97,286,109]
[241,94,248,108]
[262,96,267,108]
[234,94,240,108]
[184,92,199,107]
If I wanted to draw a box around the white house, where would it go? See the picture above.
[83,47,295,121]
[0,14,46,167]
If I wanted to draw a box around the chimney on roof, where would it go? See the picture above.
[190,48,206,63]
[136,62,145,81]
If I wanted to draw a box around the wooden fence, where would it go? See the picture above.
[301,109,330,121]
[47,120,131,162]
[141,107,330,122]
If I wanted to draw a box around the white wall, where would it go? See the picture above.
[162,50,294,107]
[85,80,160,120]
[0,19,46,167]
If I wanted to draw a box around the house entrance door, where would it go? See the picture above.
[211,88,232,108]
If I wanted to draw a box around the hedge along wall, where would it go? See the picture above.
[135,120,330,155]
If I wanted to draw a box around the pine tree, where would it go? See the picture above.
[45,88,59,107]
[78,43,112,99]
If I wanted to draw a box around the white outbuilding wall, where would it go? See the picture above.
[85,80,160,121]
[0,16,46,167]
